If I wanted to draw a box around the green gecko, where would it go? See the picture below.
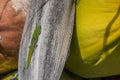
[26,25,41,69]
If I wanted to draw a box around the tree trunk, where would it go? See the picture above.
[18,0,75,80]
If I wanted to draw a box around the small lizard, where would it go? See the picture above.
[26,25,41,69]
